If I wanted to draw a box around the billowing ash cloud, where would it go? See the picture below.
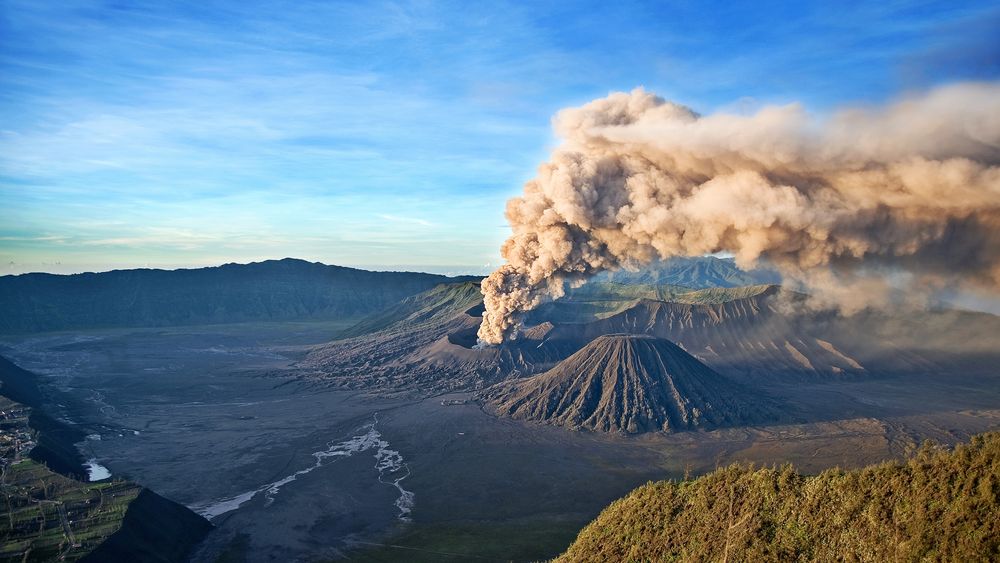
[478,83,1000,345]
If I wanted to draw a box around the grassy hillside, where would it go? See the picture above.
[0,455,142,562]
[559,432,1000,562]
[0,458,211,563]
[336,280,483,339]
[0,258,474,334]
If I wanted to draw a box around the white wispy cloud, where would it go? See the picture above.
[377,214,435,227]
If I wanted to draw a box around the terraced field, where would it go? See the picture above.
[0,387,212,562]
[0,408,140,562]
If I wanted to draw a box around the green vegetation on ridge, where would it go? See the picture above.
[0,458,141,562]
[0,454,212,563]
[336,281,483,339]
[558,432,1000,562]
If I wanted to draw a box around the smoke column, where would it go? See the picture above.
[478,83,1000,345]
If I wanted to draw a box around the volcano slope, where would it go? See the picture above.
[479,335,784,434]
[302,283,828,394]
[540,285,865,380]
[534,284,1000,381]
[300,281,569,395]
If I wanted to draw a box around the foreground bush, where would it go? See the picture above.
[559,432,1000,562]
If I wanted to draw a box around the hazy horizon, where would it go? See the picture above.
[1,254,740,277]
[0,257,497,277]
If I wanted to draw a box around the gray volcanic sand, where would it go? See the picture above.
[2,322,999,562]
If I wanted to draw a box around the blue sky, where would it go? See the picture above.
[2,0,998,275]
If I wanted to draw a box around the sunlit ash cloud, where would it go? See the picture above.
[478,82,1000,344]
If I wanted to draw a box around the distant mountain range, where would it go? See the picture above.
[0,258,476,333]
[0,256,779,334]
[595,256,781,288]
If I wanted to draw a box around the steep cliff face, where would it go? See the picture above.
[0,355,87,477]
[80,489,213,563]
[0,258,475,333]
[0,455,212,563]
[479,335,783,434]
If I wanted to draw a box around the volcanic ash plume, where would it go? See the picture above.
[478,83,1000,345]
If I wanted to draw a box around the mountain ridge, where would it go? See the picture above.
[0,258,477,333]
[595,256,781,288]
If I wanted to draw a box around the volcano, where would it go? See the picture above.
[303,278,1000,397]
[479,334,782,433]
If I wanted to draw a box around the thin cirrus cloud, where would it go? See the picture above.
[1,0,998,275]
[377,214,436,228]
